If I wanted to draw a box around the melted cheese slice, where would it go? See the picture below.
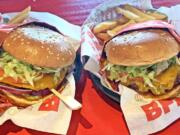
[125,65,180,95]
[0,69,66,90]
[155,64,180,89]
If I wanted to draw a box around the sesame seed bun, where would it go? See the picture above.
[105,29,179,66]
[3,25,76,68]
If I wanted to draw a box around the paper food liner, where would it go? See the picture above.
[81,0,180,134]
[0,73,75,134]
[0,11,81,134]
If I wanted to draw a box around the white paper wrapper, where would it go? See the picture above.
[2,11,81,41]
[0,11,81,134]
[81,0,180,134]
[120,85,180,135]
[0,73,75,134]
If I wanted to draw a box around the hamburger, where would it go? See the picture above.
[0,23,76,112]
[100,29,180,100]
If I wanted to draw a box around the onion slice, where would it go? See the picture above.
[0,84,32,94]
[0,83,52,97]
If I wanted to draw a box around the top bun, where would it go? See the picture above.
[3,25,76,68]
[105,29,179,66]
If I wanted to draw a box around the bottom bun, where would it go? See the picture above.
[0,79,67,115]
[141,85,180,100]
[103,77,180,100]
[0,90,51,107]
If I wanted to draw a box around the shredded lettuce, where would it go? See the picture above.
[0,51,62,86]
[176,57,180,65]
[103,56,178,94]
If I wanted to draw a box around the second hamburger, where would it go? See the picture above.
[100,29,180,100]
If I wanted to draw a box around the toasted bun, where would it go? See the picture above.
[105,29,179,66]
[142,85,180,100]
[3,25,76,68]
[0,89,54,107]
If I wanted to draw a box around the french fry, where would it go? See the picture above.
[116,7,144,22]
[116,15,129,24]
[96,33,111,41]
[8,6,31,24]
[94,5,167,42]
[124,4,155,20]
[107,20,135,37]
[146,11,167,20]
[93,21,118,34]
